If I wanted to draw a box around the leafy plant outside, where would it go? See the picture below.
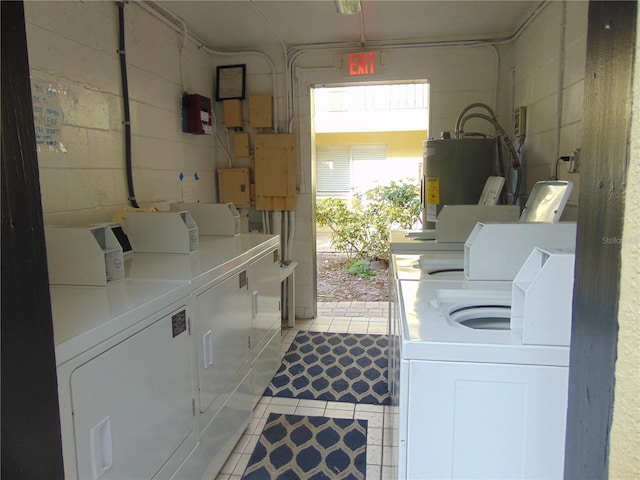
[345,259,376,278]
[316,178,422,265]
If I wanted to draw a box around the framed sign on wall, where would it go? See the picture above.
[216,64,246,101]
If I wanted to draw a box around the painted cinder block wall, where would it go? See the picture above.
[25,1,218,226]
[503,1,587,219]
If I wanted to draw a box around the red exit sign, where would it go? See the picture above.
[348,52,376,76]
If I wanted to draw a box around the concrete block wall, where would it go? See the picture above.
[25,1,218,225]
[507,1,588,216]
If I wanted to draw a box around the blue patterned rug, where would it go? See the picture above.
[241,413,367,480]
[265,331,390,405]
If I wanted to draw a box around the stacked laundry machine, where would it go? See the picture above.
[388,181,577,479]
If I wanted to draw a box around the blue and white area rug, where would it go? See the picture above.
[265,331,390,405]
[241,413,367,480]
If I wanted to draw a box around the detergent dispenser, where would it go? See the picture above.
[434,204,520,243]
[45,225,124,286]
[464,222,577,280]
[125,211,198,253]
[511,247,576,347]
[170,202,241,236]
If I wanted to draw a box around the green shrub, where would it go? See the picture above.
[345,259,376,278]
[316,178,421,262]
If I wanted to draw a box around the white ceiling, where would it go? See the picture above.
[154,1,542,50]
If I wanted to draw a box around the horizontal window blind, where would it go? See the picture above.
[316,146,350,194]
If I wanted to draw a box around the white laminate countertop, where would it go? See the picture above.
[125,233,279,290]
[50,233,279,365]
[51,279,190,365]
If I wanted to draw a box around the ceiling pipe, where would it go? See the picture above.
[359,3,366,47]
[138,1,280,132]
[247,0,290,133]
[288,0,548,52]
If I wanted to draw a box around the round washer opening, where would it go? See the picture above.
[449,305,511,330]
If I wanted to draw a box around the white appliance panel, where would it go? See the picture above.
[200,368,253,477]
[195,271,251,414]
[404,360,568,480]
[70,308,193,480]
[247,250,281,350]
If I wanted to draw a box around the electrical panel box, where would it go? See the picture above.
[218,168,251,208]
[514,106,527,138]
[249,95,273,128]
[183,94,212,135]
[233,132,250,157]
[223,99,243,128]
[254,134,297,211]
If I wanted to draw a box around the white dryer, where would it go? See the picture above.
[390,247,575,480]
[124,232,282,479]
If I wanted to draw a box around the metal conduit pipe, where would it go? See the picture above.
[454,102,498,138]
[117,2,139,209]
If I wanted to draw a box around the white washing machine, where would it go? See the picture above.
[390,247,575,480]
[390,180,572,255]
[392,222,577,283]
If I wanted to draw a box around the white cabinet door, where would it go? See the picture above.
[404,360,569,480]
[247,249,281,351]
[70,308,193,480]
[195,271,251,414]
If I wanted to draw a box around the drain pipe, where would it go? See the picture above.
[117,2,139,208]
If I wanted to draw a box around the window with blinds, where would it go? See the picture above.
[316,144,387,196]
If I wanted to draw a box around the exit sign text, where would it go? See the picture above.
[348,52,376,76]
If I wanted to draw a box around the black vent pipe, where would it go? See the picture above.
[117,2,139,208]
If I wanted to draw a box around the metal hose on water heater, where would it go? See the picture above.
[457,112,521,205]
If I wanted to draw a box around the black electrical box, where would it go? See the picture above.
[182,93,212,135]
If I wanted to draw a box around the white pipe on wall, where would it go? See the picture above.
[141,1,280,131]
[271,211,282,253]
[554,1,568,164]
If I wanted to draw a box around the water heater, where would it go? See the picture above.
[423,137,497,228]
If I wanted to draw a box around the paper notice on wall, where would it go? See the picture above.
[32,80,66,153]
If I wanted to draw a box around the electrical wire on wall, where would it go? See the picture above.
[116,1,139,208]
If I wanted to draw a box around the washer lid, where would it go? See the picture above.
[393,252,464,280]
[397,280,569,366]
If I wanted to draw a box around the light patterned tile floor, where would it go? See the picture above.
[214,302,396,480]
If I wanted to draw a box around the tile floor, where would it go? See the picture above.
[214,301,398,480]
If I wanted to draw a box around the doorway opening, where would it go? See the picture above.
[312,81,430,303]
